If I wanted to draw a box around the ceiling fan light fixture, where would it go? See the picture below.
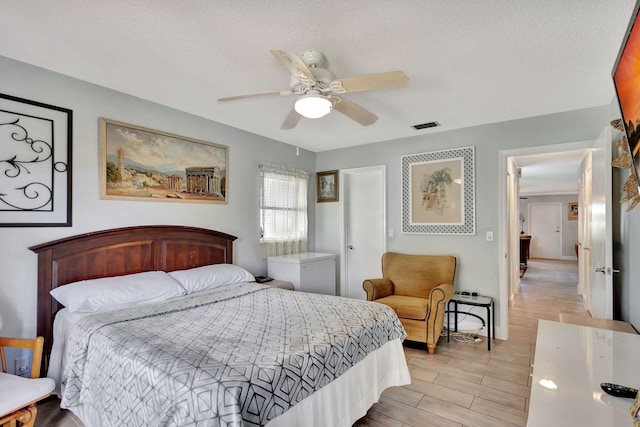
[294,94,332,118]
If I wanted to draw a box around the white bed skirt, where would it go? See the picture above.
[68,338,409,427]
[267,338,410,427]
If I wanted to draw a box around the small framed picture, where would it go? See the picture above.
[568,202,578,220]
[317,170,339,203]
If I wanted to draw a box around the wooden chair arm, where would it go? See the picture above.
[362,278,393,301]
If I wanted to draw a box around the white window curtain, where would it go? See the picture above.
[259,162,309,259]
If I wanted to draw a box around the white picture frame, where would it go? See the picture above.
[401,146,475,234]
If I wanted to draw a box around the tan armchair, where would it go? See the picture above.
[363,252,456,354]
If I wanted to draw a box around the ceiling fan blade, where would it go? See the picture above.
[270,50,316,86]
[217,89,293,102]
[332,97,378,126]
[280,108,302,130]
[330,71,408,94]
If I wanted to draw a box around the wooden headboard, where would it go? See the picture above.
[29,225,237,371]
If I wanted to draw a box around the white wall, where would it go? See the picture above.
[316,106,612,338]
[519,195,579,259]
[0,56,316,339]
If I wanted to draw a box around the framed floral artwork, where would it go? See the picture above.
[402,146,475,234]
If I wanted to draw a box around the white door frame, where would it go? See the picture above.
[499,139,593,340]
[339,165,387,297]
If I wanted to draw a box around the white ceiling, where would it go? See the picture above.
[514,150,587,196]
[0,1,633,195]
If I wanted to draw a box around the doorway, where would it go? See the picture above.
[340,165,386,300]
[499,140,593,339]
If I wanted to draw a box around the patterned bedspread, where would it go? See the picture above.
[61,283,406,426]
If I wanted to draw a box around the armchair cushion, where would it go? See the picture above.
[374,295,428,320]
[0,372,55,416]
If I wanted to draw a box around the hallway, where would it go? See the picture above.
[510,258,588,338]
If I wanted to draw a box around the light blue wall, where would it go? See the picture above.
[316,106,612,336]
[0,55,316,344]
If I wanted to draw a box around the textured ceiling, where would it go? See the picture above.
[0,0,635,156]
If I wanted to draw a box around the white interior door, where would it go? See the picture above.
[529,203,561,259]
[578,154,593,310]
[589,126,614,319]
[341,166,386,299]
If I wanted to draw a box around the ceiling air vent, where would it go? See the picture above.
[412,121,440,130]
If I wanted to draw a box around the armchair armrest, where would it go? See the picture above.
[362,278,393,301]
[425,283,455,353]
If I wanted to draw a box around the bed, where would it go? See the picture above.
[30,225,410,426]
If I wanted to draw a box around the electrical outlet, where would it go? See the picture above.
[14,356,30,377]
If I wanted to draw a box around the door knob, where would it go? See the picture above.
[596,267,621,275]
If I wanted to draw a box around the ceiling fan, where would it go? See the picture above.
[217,50,409,130]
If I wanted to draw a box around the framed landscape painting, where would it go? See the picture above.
[401,146,475,235]
[317,170,339,202]
[100,118,228,203]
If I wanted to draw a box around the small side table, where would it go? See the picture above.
[447,293,495,350]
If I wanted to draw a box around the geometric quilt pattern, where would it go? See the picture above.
[62,283,406,426]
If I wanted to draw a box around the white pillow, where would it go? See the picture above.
[50,271,186,313]
[169,263,255,294]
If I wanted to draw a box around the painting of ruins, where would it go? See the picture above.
[99,119,227,203]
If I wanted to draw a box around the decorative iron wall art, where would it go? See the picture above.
[401,146,475,235]
[0,93,72,227]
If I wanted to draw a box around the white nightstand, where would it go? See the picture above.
[267,252,336,295]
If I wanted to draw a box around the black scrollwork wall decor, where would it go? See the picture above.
[0,93,72,227]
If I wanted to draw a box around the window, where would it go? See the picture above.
[259,162,309,259]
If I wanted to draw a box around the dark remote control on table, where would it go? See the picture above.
[600,382,638,398]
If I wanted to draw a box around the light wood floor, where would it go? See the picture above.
[35,259,586,427]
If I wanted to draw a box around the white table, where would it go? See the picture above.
[528,320,640,426]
